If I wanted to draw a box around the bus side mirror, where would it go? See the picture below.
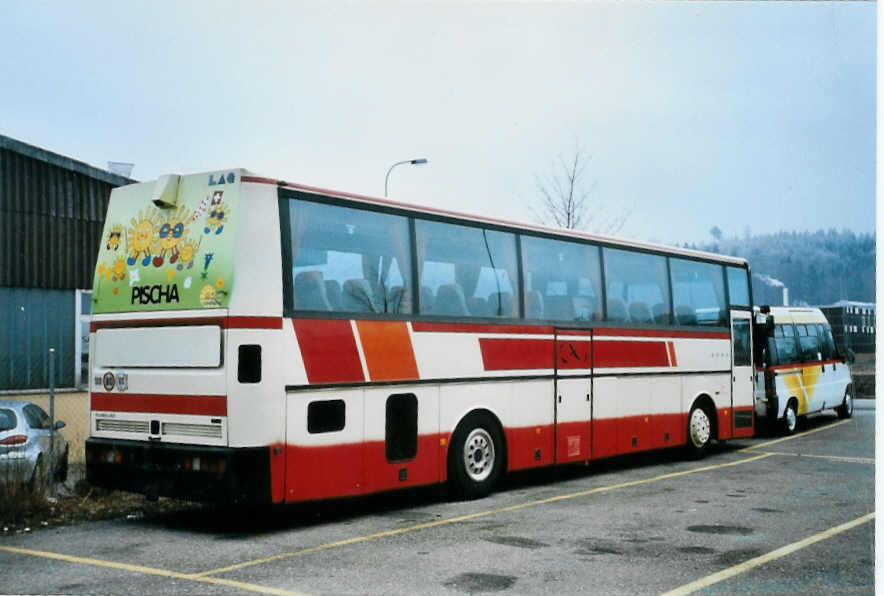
[847,349,856,365]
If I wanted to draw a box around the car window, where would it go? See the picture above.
[0,409,16,432]
[23,404,50,429]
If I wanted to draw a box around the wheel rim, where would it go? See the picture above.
[785,406,797,432]
[845,394,853,415]
[463,428,495,482]
[689,408,711,448]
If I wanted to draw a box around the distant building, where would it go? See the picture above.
[0,134,133,390]
[819,301,876,354]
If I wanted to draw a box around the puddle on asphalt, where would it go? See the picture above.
[484,535,549,550]
[686,524,754,535]
[443,572,517,593]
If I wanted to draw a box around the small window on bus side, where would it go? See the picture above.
[774,324,799,364]
[415,220,520,319]
[798,325,821,362]
[603,248,671,325]
[385,393,418,462]
[670,259,726,326]
[732,319,751,366]
[307,400,346,434]
[820,324,837,360]
[286,198,413,315]
[726,266,750,307]
[521,236,602,322]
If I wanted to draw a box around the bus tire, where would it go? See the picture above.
[448,412,504,500]
[836,388,854,419]
[781,399,798,435]
[685,402,714,460]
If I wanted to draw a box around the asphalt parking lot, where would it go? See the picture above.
[1,402,874,595]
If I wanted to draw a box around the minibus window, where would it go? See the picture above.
[774,324,798,364]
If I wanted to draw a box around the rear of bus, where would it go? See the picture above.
[86,170,285,503]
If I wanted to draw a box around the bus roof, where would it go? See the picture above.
[240,172,750,268]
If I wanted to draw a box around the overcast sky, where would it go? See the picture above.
[0,1,876,245]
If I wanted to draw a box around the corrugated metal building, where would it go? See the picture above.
[0,134,133,390]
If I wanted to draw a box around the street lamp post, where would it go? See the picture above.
[385,158,428,197]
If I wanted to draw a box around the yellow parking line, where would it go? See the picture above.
[195,453,773,578]
[659,512,875,596]
[739,419,850,452]
[0,545,309,596]
[760,450,874,465]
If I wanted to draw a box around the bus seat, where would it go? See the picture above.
[294,271,332,311]
[325,280,342,311]
[342,279,377,313]
[652,302,671,325]
[433,284,469,316]
[628,301,653,324]
[675,305,697,326]
[525,290,544,319]
[545,295,573,321]
[606,297,629,322]
[387,285,405,313]
[573,296,600,321]
[488,292,514,318]
[419,285,435,314]
[467,296,488,317]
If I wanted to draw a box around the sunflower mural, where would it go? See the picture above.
[93,170,240,313]
[126,208,161,266]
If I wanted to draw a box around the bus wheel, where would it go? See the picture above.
[685,403,713,459]
[448,412,504,500]
[781,400,798,435]
[836,390,854,419]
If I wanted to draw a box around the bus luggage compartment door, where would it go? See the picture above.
[554,330,592,464]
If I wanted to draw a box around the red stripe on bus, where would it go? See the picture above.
[292,319,365,384]
[480,338,553,370]
[594,328,730,339]
[90,316,282,332]
[667,342,678,367]
[480,337,672,371]
[91,393,227,416]
[227,316,283,329]
[412,322,555,335]
[594,340,670,368]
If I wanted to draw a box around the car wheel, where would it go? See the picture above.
[781,400,798,435]
[685,403,714,459]
[836,390,854,419]
[448,412,504,500]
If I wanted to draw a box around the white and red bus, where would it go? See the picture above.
[86,170,756,503]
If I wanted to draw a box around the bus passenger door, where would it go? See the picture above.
[554,330,592,464]
[730,311,754,438]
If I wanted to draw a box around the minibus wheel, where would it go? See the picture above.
[781,400,798,435]
[836,390,854,419]
[448,412,504,500]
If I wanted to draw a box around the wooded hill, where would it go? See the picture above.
[683,229,875,307]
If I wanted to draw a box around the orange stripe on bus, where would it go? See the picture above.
[356,321,419,381]
[667,341,678,367]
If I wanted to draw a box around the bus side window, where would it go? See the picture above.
[307,400,346,434]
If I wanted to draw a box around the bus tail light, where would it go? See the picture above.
[0,434,28,445]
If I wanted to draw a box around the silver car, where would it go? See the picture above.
[0,400,68,487]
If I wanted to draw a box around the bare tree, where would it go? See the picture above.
[532,141,629,234]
